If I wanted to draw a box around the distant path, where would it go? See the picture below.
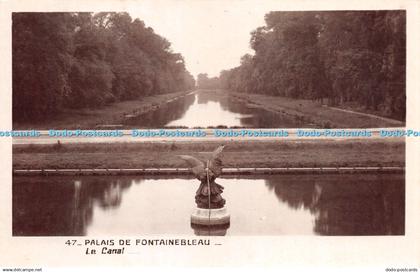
[327,106,405,125]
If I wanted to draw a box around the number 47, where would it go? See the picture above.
[65,240,77,246]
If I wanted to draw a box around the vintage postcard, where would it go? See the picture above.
[0,0,419,271]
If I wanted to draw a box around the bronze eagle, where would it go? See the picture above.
[178,145,226,209]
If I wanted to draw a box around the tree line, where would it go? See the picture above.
[13,12,195,121]
[196,73,220,89]
[216,11,406,121]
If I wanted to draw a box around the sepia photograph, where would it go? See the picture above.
[1,0,419,270]
[11,9,406,237]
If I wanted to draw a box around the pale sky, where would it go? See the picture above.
[129,1,283,78]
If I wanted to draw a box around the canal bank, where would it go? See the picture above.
[13,166,404,176]
[12,90,195,130]
[228,91,405,128]
[13,139,404,170]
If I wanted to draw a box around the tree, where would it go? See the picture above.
[218,11,405,121]
[13,12,196,122]
[13,12,75,120]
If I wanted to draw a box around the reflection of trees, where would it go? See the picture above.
[13,176,135,236]
[265,176,318,210]
[196,91,223,104]
[123,94,195,128]
[222,97,308,128]
[265,174,404,235]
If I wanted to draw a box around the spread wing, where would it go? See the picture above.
[208,145,225,178]
[178,155,206,180]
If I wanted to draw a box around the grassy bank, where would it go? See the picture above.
[13,91,192,130]
[13,139,404,169]
[229,91,405,128]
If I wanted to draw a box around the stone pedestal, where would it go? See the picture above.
[191,207,230,236]
[191,222,230,236]
[190,206,230,226]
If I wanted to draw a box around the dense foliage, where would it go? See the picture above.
[219,11,406,120]
[13,12,195,121]
[196,73,220,89]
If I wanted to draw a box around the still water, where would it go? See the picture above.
[13,174,404,236]
[123,91,315,128]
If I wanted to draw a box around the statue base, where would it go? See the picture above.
[190,206,230,226]
[191,222,230,236]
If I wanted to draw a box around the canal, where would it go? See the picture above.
[13,173,404,236]
[123,90,316,128]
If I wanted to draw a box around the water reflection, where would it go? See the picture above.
[13,174,404,236]
[264,174,405,235]
[123,94,195,128]
[13,177,134,236]
[122,90,315,128]
[220,96,312,128]
[166,94,245,128]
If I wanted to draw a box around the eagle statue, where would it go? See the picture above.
[178,145,226,209]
